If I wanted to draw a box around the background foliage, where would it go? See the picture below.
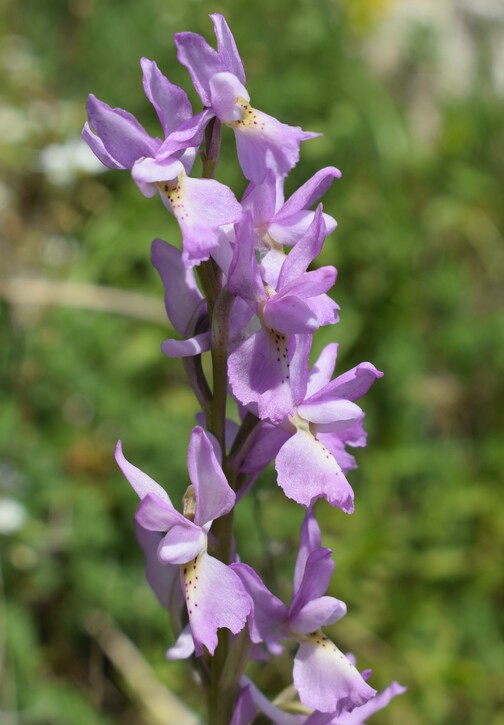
[1,0,503,723]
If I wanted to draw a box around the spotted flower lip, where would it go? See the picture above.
[115,426,251,656]
[175,14,319,182]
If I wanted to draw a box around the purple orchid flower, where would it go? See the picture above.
[232,675,406,724]
[174,14,319,182]
[227,206,339,423]
[232,511,377,715]
[264,338,382,512]
[241,167,342,285]
[115,426,251,656]
[83,58,242,267]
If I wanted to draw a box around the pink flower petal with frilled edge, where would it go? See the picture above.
[187,426,235,527]
[115,441,172,504]
[275,429,354,512]
[85,94,160,169]
[293,638,376,715]
[165,624,195,660]
[151,238,204,334]
[332,681,407,725]
[184,551,251,656]
[233,107,320,183]
[140,58,192,136]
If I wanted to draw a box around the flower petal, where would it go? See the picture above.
[297,399,363,432]
[141,57,192,135]
[306,344,338,398]
[157,524,205,565]
[209,71,250,122]
[310,363,383,405]
[85,94,159,169]
[333,681,407,724]
[165,623,195,661]
[184,552,251,656]
[233,107,319,183]
[268,209,336,247]
[275,429,354,512]
[293,509,322,594]
[161,331,211,357]
[293,638,376,714]
[231,563,288,644]
[277,205,326,288]
[211,13,246,84]
[135,492,190,533]
[151,238,204,334]
[290,548,336,615]
[135,523,183,618]
[131,156,184,197]
[289,596,347,634]
[161,173,242,268]
[263,295,318,334]
[228,212,264,305]
[188,426,235,526]
[82,122,124,169]
[228,326,294,422]
[174,31,220,106]
[115,441,171,504]
[274,167,342,222]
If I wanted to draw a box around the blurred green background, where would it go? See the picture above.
[1,0,503,722]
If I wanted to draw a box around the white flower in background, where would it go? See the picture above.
[39,137,104,186]
[0,498,27,535]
